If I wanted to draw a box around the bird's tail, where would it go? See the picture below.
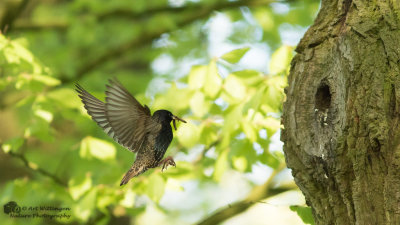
[120,163,148,186]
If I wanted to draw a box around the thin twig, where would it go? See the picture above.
[193,139,220,164]
[2,146,67,187]
[196,163,295,225]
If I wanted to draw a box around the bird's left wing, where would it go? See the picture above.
[105,78,161,152]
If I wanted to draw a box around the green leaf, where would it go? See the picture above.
[14,74,57,92]
[163,161,194,179]
[96,189,117,211]
[153,83,193,111]
[119,188,136,208]
[269,45,293,75]
[80,136,116,161]
[231,70,264,86]
[11,38,34,63]
[259,150,281,169]
[190,91,211,117]
[0,34,7,47]
[165,178,184,191]
[222,75,246,104]
[188,65,207,90]
[253,8,275,31]
[4,46,20,64]
[199,123,219,146]
[289,205,315,225]
[1,36,47,75]
[203,60,222,98]
[232,155,247,172]
[47,88,82,109]
[213,148,229,181]
[176,121,200,148]
[232,69,261,79]
[73,189,97,222]
[0,79,10,91]
[24,116,53,141]
[220,47,250,64]
[32,74,60,86]
[146,173,165,203]
[1,137,24,153]
[263,117,280,137]
[222,104,243,136]
[69,174,92,201]
[243,85,266,113]
[230,140,257,172]
[34,109,53,123]
[262,76,286,113]
[240,120,257,142]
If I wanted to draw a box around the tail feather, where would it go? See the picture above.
[120,163,147,186]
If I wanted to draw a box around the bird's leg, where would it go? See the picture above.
[158,156,176,172]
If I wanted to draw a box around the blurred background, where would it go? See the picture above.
[0,0,319,224]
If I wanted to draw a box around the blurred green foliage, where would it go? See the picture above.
[290,205,315,225]
[0,0,319,224]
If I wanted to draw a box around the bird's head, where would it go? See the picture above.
[153,110,186,130]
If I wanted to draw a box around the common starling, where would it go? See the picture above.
[75,78,186,186]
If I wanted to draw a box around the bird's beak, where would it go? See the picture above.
[172,115,187,130]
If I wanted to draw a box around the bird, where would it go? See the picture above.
[75,78,186,186]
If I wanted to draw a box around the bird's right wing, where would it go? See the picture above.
[76,80,160,153]
[104,78,161,152]
[76,84,119,140]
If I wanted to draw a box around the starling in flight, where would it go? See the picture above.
[75,79,186,186]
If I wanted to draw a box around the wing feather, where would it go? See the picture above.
[76,80,161,153]
[104,78,161,152]
[75,84,113,137]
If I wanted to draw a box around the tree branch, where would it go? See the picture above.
[0,0,29,32]
[196,164,296,225]
[97,4,193,21]
[97,0,277,21]
[61,0,277,84]
[1,146,67,187]
[12,21,68,31]
[63,32,161,83]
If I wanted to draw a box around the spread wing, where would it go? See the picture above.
[104,78,161,152]
[76,79,161,152]
[76,84,119,140]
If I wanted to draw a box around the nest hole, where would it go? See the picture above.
[315,83,331,112]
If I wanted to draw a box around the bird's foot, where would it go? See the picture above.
[159,156,176,172]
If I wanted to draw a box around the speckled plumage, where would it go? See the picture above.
[75,79,186,186]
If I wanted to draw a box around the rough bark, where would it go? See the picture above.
[281,0,400,224]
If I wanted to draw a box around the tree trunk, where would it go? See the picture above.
[281,1,400,224]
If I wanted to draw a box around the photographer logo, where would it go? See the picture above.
[3,201,21,214]
[3,201,71,220]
